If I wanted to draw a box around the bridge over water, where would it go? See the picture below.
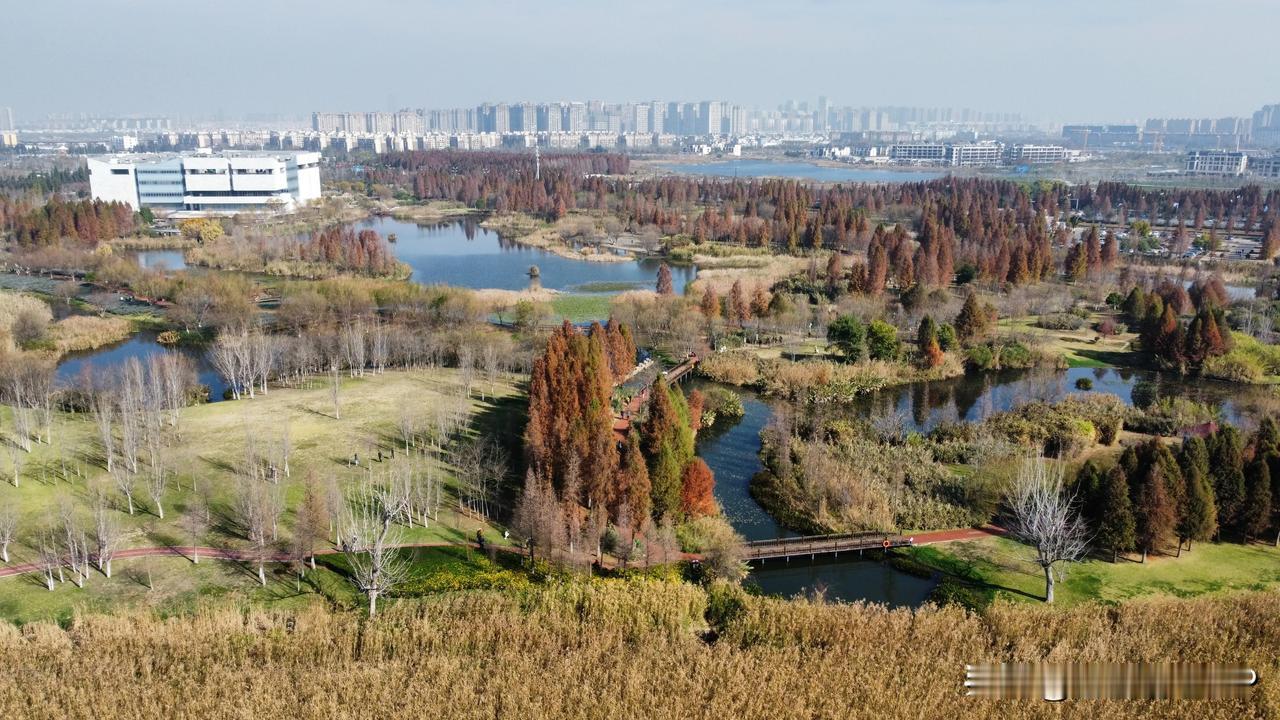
[745,532,914,562]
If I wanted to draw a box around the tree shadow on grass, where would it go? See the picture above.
[902,549,1043,603]
[1072,348,1141,367]
[467,382,528,521]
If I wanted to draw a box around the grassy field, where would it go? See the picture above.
[549,293,615,322]
[0,545,528,626]
[999,313,1139,368]
[908,535,1280,607]
[0,366,528,621]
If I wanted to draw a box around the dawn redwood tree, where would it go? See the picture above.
[655,263,674,296]
[1134,464,1175,563]
[954,292,993,346]
[699,285,720,319]
[619,433,651,532]
[679,458,716,518]
[1095,467,1135,562]
[1176,447,1217,552]
[1240,460,1272,543]
[916,316,943,369]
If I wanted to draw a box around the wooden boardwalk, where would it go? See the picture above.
[744,532,913,562]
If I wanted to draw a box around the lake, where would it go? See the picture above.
[659,160,944,184]
[54,331,229,401]
[354,216,696,294]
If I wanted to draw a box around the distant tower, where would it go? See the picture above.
[534,144,541,180]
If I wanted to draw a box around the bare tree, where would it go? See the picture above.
[453,437,506,521]
[112,464,136,515]
[341,322,367,378]
[91,485,122,578]
[235,478,280,586]
[0,506,17,562]
[58,499,90,588]
[89,389,116,473]
[342,473,411,616]
[368,321,389,374]
[211,330,247,400]
[328,365,341,420]
[37,529,59,591]
[1005,456,1091,604]
[180,492,211,564]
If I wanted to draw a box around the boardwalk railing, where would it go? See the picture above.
[744,532,914,562]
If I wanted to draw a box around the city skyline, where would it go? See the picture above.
[5,0,1278,122]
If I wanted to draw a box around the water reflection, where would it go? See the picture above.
[353,216,696,293]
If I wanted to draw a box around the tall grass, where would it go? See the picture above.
[0,580,1274,718]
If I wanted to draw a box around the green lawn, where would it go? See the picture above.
[998,314,1140,369]
[549,293,615,322]
[0,545,529,626]
[908,536,1280,607]
[0,366,528,622]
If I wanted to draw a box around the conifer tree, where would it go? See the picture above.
[1096,467,1136,562]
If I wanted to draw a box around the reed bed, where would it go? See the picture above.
[0,580,1275,719]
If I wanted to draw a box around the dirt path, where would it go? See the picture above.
[904,525,1006,546]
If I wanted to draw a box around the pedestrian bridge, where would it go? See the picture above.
[744,532,914,562]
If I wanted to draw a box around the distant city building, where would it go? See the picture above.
[946,142,1004,167]
[87,151,321,215]
[0,107,13,132]
[1183,150,1248,176]
[1247,154,1280,178]
[1252,103,1280,147]
[1061,125,1141,148]
[0,131,17,148]
[1007,144,1076,164]
[889,143,947,162]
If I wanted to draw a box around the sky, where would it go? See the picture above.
[4,0,1278,124]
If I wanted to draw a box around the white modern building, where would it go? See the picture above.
[87,150,321,215]
[1184,150,1248,176]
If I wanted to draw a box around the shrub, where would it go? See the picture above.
[1036,313,1086,331]
[1075,377,1093,391]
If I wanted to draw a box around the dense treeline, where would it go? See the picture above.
[360,151,1280,290]
[519,322,720,566]
[1122,276,1232,374]
[2,197,137,246]
[0,166,88,195]
[1077,418,1280,562]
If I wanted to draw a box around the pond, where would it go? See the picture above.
[695,382,936,607]
[842,366,1269,435]
[54,331,229,401]
[659,160,945,184]
[132,249,187,271]
[694,365,1274,605]
[354,216,696,294]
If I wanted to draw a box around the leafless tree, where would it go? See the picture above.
[456,346,475,397]
[396,399,419,452]
[1005,456,1091,604]
[152,352,194,430]
[181,492,211,564]
[368,321,389,374]
[249,331,279,396]
[111,464,136,516]
[89,389,116,472]
[329,365,341,420]
[5,442,23,487]
[58,499,90,588]
[235,478,281,586]
[342,473,411,616]
[453,437,506,521]
[0,506,17,562]
[341,322,367,377]
[90,484,122,578]
[211,330,247,400]
[117,359,145,474]
[37,528,59,591]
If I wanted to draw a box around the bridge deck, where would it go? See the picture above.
[744,532,913,561]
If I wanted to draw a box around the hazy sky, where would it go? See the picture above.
[5,0,1278,123]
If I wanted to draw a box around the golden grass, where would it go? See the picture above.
[0,580,1276,718]
[46,315,133,354]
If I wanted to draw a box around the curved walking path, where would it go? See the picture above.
[0,526,1007,580]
